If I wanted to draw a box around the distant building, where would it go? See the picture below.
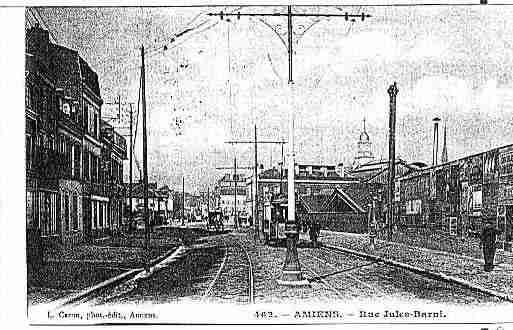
[248,163,357,227]
[349,158,426,184]
[297,183,384,233]
[216,172,248,224]
[125,182,172,225]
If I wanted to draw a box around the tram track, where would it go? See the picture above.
[299,248,385,299]
[202,235,255,304]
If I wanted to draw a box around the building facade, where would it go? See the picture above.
[25,26,127,247]
[397,143,513,251]
[216,173,248,224]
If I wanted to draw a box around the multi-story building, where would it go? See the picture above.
[26,27,60,249]
[100,120,127,233]
[247,163,357,227]
[216,173,248,224]
[397,143,513,252]
[25,26,127,245]
[126,182,172,226]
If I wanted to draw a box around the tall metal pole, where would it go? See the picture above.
[141,45,150,272]
[129,103,133,232]
[182,177,185,225]
[280,139,284,195]
[278,5,307,286]
[387,82,398,241]
[234,156,238,229]
[254,124,258,236]
[207,186,210,218]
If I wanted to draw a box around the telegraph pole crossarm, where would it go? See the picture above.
[225,138,288,240]
[211,5,371,287]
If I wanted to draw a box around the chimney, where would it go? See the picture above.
[26,25,50,56]
[432,117,441,166]
[441,123,448,164]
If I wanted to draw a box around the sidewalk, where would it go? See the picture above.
[320,230,513,300]
[28,231,182,305]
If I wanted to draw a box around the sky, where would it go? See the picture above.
[32,5,513,193]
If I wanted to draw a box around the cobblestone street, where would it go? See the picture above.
[81,229,504,305]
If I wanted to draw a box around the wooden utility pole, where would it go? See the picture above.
[129,103,133,232]
[254,125,258,236]
[182,177,185,225]
[225,135,286,238]
[387,82,398,241]
[207,186,210,217]
[234,156,238,229]
[141,45,150,272]
[280,138,284,195]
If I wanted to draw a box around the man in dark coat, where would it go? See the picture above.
[480,225,501,272]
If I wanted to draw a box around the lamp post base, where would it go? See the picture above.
[277,232,309,286]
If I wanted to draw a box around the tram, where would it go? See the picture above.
[207,209,224,232]
[262,195,318,245]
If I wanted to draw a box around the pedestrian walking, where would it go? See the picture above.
[480,224,501,272]
[309,220,320,248]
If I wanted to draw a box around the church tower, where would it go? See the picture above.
[353,118,374,168]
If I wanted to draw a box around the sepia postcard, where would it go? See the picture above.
[3,0,513,328]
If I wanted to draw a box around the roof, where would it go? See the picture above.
[125,182,170,199]
[275,182,382,214]
[258,167,357,181]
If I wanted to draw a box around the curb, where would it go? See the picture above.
[50,268,142,309]
[51,245,184,309]
[322,243,513,303]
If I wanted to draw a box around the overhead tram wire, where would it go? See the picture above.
[96,7,249,113]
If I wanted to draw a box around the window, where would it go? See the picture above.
[93,112,98,138]
[73,145,81,179]
[84,103,89,130]
[62,101,71,116]
[26,134,33,169]
[39,192,57,236]
[99,203,104,227]
[26,191,34,227]
[91,201,97,229]
[25,85,31,108]
[449,217,457,236]
[83,152,90,181]
[72,195,78,230]
[91,155,98,182]
[64,193,70,232]
[71,103,77,121]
